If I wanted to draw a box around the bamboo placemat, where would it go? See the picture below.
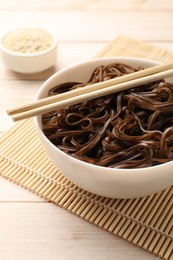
[0,36,173,260]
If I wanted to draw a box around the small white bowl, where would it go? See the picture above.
[0,28,58,74]
[34,57,173,199]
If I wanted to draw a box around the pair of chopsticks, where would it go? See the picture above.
[8,63,173,122]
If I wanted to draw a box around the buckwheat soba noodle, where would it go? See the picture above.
[42,63,173,169]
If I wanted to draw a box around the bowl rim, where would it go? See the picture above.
[34,56,173,174]
[0,27,58,57]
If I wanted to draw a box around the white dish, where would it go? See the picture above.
[0,27,58,74]
[34,57,173,199]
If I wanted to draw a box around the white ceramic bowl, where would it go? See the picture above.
[0,27,58,74]
[34,57,173,199]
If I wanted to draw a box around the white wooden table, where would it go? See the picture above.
[0,1,173,259]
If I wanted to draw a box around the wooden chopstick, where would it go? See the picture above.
[10,67,173,122]
[8,62,173,116]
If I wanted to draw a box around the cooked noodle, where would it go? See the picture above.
[42,63,173,168]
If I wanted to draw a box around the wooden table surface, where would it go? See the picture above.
[0,1,173,259]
